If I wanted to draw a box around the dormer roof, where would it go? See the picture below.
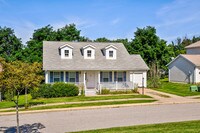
[59,44,73,49]
[105,45,118,50]
[82,44,96,49]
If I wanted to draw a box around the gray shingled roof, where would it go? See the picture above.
[43,41,149,71]
[185,41,200,49]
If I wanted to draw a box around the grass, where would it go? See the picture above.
[0,99,156,112]
[0,94,151,109]
[152,78,200,96]
[72,120,200,133]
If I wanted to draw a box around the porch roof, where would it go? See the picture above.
[43,41,149,71]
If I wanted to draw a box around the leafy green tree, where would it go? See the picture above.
[0,27,23,61]
[0,59,43,133]
[94,37,111,42]
[128,26,174,70]
[56,24,81,41]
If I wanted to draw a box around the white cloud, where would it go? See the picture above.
[154,0,200,43]
[110,18,120,25]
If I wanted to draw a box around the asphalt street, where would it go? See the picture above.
[1,103,200,133]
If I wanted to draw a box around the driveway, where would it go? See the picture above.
[1,103,200,133]
[139,88,200,104]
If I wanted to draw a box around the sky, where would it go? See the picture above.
[0,0,200,44]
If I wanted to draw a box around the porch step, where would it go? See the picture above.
[85,89,97,96]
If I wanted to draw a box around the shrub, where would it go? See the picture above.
[30,87,40,99]
[101,88,110,94]
[4,90,13,101]
[31,82,79,98]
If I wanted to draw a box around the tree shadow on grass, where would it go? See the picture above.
[0,123,45,133]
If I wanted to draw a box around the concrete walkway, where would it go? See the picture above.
[138,88,200,104]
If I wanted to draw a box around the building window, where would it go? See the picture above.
[69,72,76,82]
[87,50,91,57]
[117,72,123,82]
[102,72,109,82]
[65,50,69,57]
[109,51,113,57]
[54,72,60,82]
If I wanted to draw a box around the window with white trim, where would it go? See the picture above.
[102,72,109,82]
[69,72,76,82]
[54,72,60,82]
[117,72,123,82]
[87,50,92,57]
[109,51,113,57]
[65,50,69,57]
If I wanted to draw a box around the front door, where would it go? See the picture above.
[86,71,95,88]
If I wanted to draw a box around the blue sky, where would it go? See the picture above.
[0,0,200,44]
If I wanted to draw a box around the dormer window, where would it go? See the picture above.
[82,44,95,59]
[105,45,117,59]
[87,50,92,57]
[109,51,113,57]
[65,50,69,57]
[59,44,73,59]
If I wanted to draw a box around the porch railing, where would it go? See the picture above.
[99,81,137,92]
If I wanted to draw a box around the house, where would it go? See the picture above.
[167,41,200,83]
[43,41,149,94]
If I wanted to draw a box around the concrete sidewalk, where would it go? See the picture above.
[139,88,200,104]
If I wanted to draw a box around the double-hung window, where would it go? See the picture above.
[69,72,76,82]
[109,51,113,57]
[102,72,109,82]
[117,72,123,82]
[54,72,60,82]
[87,50,91,57]
[65,50,69,57]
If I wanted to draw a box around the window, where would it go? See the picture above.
[109,51,113,57]
[102,72,109,82]
[54,72,60,82]
[117,72,123,82]
[65,50,69,57]
[69,72,76,82]
[87,50,91,57]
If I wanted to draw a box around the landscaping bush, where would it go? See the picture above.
[101,88,110,94]
[31,82,79,99]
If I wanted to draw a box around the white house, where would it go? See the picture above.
[167,41,200,83]
[43,41,149,94]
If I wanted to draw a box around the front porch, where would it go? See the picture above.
[45,70,145,95]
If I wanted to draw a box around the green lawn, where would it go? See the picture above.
[0,94,151,109]
[73,120,200,133]
[152,78,200,96]
[0,100,156,112]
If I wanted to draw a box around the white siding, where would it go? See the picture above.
[168,56,195,83]
[186,48,200,54]
[61,47,73,59]
[83,47,95,59]
[129,71,147,88]
[105,47,117,59]
[194,67,200,83]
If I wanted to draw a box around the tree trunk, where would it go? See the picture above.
[16,91,20,133]
[25,87,28,109]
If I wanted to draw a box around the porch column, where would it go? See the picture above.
[83,71,86,89]
[112,71,114,82]
[45,71,48,83]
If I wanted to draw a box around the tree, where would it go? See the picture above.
[0,27,23,61]
[127,26,174,70]
[22,24,88,63]
[0,59,43,133]
[94,37,111,42]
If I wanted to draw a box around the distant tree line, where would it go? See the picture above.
[1,24,200,71]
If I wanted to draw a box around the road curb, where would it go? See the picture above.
[1,100,200,116]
